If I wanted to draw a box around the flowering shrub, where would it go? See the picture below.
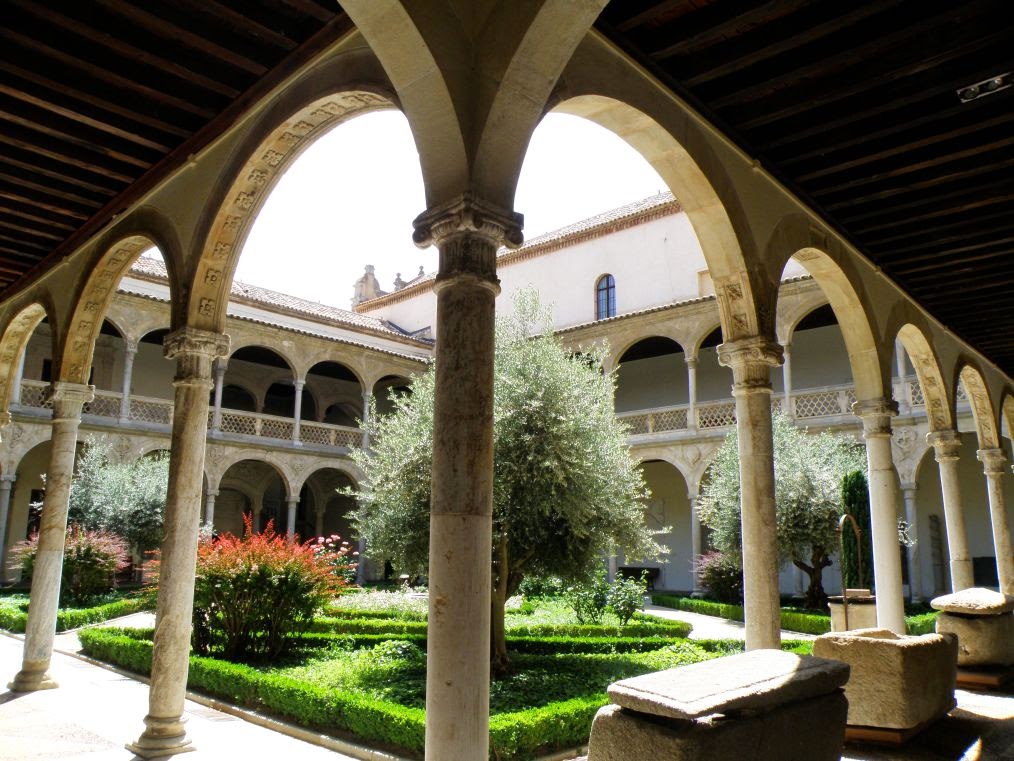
[694,551,744,604]
[564,570,611,624]
[608,572,648,625]
[190,517,346,662]
[312,533,358,584]
[11,525,129,606]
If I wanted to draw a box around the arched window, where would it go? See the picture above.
[595,274,616,320]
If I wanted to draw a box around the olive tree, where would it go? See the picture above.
[698,413,866,609]
[350,292,663,673]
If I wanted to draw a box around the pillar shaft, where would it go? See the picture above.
[718,337,783,650]
[901,484,921,601]
[210,360,226,433]
[782,343,793,415]
[927,430,973,591]
[128,328,228,758]
[0,474,15,580]
[10,382,93,691]
[119,341,137,422]
[292,379,304,443]
[413,194,521,761]
[204,490,218,529]
[685,356,698,431]
[286,497,298,539]
[978,448,1014,594]
[688,493,702,594]
[361,390,373,449]
[854,399,906,634]
[314,508,325,538]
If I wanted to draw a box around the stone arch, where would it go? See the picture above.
[690,324,724,358]
[957,363,1000,449]
[896,324,953,433]
[611,334,687,370]
[0,302,52,415]
[1000,392,1014,445]
[550,94,760,343]
[779,247,885,402]
[188,85,400,332]
[775,286,828,345]
[208,450,296,500]
[228,342,298,378]
[303,357,365,391]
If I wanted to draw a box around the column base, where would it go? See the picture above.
[8,659,58,691]
[126,715,194,758]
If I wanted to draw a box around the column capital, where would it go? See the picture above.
[293,378,305,389]
[164,328,230,387]
[684,355,699,369]
[852,397,898,436]
[412,193,524,250]
[717,336,782,391]
[977,447,1008,475]
[900,482,918,494]
[123,339,138,355]
[927,429,962,461]
[286,496,299,506]
[205,489,219,498]
[0,474,15,485]
[48,381,94,420]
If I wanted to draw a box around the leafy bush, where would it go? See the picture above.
[11,525,129,605]
[693,551,744,604]
[311,534,358,584]
[564,571,610,624]
[189,518,346,662]
[608,572,647,625]
[0,592,150,633]
[517,575,565,598]
[905,611,938,635]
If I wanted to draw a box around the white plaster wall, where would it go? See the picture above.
[615,353,687,412]
[627,460,692,592]
[790,325,853,389]
[3,443,50,582]
[130,341,175,399]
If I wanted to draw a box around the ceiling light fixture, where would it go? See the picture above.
[957,73,1011,103]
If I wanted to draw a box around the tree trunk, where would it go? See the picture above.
[794,547,832,610]
[490,536,510,676]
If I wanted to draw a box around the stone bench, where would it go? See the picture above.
[812,627,957,743]
[587,650,849,761]
[931,587,1014,688]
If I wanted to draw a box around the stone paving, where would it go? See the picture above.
[2,611,1012,761]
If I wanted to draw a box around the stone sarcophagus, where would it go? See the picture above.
[587,650,849,761]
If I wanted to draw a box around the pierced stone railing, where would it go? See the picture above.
[792,384,857,420]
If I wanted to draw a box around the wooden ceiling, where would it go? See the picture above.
[3,2,1014,376]
[598,0,1014,374]
[0,0,348,292]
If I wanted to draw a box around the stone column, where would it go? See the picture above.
[0,474,16,584]
[978,448,1014,594]
[361,390,373,449]
[286,496,298,540]
[688,491,702,594]
[606,555,618,583]
[127,328,228,758]
[853,399,906,634]
[717,337,783,650]
[203,490,218,530]
[251,494,263,533]
[927,430,974,590]
[356,536,367,585]
[9,381,93,691]
[314,506,325,538]
[685,355,698,431]
[118,340,138,422]
[782,343,793,416]
[210,359,226,433]
[412,194,522,761]
[292,379,304,443]
[901,484,921,602]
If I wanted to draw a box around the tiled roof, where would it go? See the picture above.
[126,256,420,340]
[356,192,680,311]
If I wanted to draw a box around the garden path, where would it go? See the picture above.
[640,603,819,640]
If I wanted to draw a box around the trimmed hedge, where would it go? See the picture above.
[0,595,150,633]
[652,594,938,636]
[312,616,692,640]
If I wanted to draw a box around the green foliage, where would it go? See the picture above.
[698,413,867,608]
[189,518,346,662]
[607,572,647,625]
[692,551,744,604]
[564,570,610,624]
[0,593,150,633]
[350,292,663,664]
[905,611,938,635]
[69,438,168,553]
[840,470,873,589]
[11,525,129,605]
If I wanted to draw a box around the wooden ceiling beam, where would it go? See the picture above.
[0,130,139,183]
[0,218,63,243]
[172,0,300,52]
[0,170,110,209]
[0,191,90,224]
[2,152,122,197]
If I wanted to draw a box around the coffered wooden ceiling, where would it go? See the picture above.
[3,1,1014,374]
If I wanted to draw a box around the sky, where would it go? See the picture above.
[230,111,667,308]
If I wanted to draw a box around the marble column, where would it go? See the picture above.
[685,355,698,431]
[128,328,228,758]
[782,343,793,416]
[413,194,522,761]
[927,430,974,590]
[361,390,373,449]
[292,379,304,444]
[118,340,138,422]
[978,448,1014,594]
[853,399,906,634]
[203,490,218,530]
[9,381,94,691]
[0,474,17,585]
[210,359,226,434]
[900,484,921,602]
[717,337,783,650]
[286,496,298,540]
[688,491,702,594]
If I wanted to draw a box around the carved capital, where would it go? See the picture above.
[977,447,1007,475]
[717,337,782,391]
[48,381,95,420]
[164,328,230,386]
[0,474,16,486]
[412,193,524,250]
[685,356,699,370]
[123,339,139,355]
[927,429,962,462]
[852,397,898,437]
